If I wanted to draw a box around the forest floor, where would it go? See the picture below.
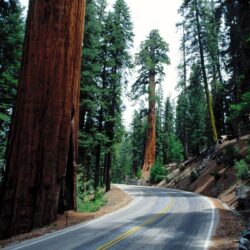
[0,185,132,248]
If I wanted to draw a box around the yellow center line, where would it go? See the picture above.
[96,196,174,250]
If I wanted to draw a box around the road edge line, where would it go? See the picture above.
[203,196,217,250]
[9,186,143,250]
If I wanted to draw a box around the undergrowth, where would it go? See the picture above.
[77,172,107,212]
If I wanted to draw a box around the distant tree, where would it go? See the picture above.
[187,65,208,155]
[178,9,189,158]
[162,97,184,163]
[78,0,103,191]
[221,0,250,136]
[101,0,133,191]
[229,92,250,133]
[167,133,184,163]
[162,97,174,164]
[176,91,189,158]
[155,84,164,163]
[206,0,225,135]
[132,29,170,176]
[179,0,218,142]
[112,132,133,183]
[0,1,86,239]
[0,0,24,169]
[130,110,147,176]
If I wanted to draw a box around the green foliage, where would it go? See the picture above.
[233,142,250,180]
[190,170,198,183]
[130,109,147,176]
[136,29,170,72]
[131,29,170,99]
[161,96,185,164]
[78,0,134,190]
[246,143,250,164]
[135,168,142,179]
[167,133,184,163]
[150,160,167,183]
[234,160,250,180]
[176,64,209,156]
[229,92,250,132]
[76,170,107,212]
[155,85,164,162]
[77,190,107,213]
[0,1,24,163]
[223,145,241,167]
[112,133,133,183]
[162,97,174,164]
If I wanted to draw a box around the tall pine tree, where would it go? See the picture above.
[0,0,24,168]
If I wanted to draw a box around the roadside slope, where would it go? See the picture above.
[160,135,250,249]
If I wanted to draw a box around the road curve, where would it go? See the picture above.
[4,185,218,250]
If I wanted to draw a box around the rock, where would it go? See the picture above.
[137,178,149,186]
[165,163,178,169]
[156,180,166,187]
[167,168,180,180]
[239,229,250,250]
[236,185,250,210]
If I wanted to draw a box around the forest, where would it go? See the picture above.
[0,0,249,240]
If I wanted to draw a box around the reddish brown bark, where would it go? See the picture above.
[142,74,156,178]
[0,0,86,239]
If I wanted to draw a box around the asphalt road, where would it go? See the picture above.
[5,184,218,250]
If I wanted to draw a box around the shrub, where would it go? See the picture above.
[234,160,250,180]
[245,143,250,164]
[190,170,198,183]
[209,172,221,181]
[77,186,107,213]
[150,160,167,183]
[178,164,185,172]
[136,168,142,179]
[223,145,241,167]
[167,133,184,163]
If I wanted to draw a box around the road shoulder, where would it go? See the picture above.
[0,185,132,248]
[208,198,245,250]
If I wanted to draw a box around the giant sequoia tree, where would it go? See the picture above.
[132,30,170,177]
[0,0,86,239]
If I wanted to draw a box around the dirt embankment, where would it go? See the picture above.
[159,135,250,250]
[0,185,131,248]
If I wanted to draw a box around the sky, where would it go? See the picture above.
[19,0,183,128]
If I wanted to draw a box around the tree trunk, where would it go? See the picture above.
[94,107,103,190]
[94,144,101,190]
[142,74,156,177]
[104,150,112,192]
[182,17,189,159]
[195,0,218,142]
[0,0,86,239]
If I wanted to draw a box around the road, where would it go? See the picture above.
[5,185,218,250]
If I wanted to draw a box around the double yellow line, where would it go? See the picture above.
[97,197,174,250]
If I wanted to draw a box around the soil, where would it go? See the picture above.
[0,185,132,248]
[209,198,246,250]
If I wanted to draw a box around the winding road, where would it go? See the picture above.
[5,185,218,250]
